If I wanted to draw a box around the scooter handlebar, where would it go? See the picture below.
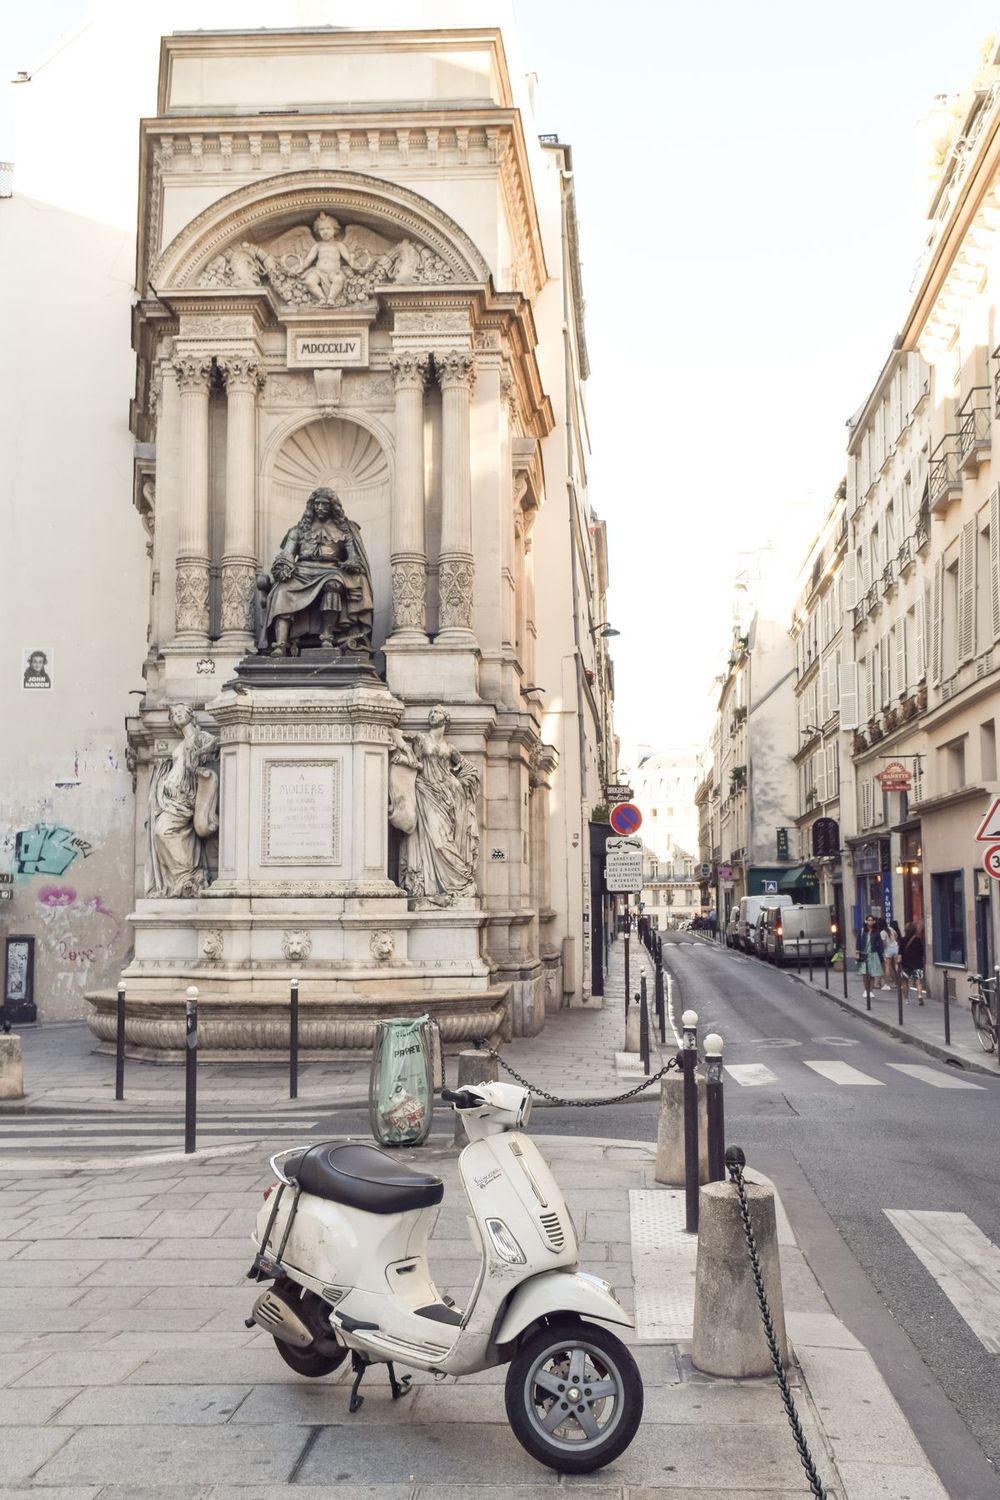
[440,1087,480,1109]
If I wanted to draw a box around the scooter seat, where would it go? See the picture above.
[285,1142,444,1215]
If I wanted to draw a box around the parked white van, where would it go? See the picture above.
[762,903,835,965]
[737,894,793,952]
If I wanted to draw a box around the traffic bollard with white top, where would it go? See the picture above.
[703,1032,725,1183]
[682,1009,700,1233]
[184,986,198,1154]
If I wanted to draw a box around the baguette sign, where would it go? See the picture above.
[878,761,911,792]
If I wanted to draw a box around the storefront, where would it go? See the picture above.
[895,828,923,928]
[850,838,892,938]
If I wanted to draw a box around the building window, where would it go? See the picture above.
[931,871,966,965]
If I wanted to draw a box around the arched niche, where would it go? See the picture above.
[262,413,393,650]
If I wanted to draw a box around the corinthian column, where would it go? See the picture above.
[218,356,265,648]
[173,356,213,643]
[435,350,476,644]
[388,353,429,640]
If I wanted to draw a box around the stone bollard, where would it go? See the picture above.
[452,1048,499,1145]
[654,1068,708,1185]
[0,1034,25,1100]
[692,1179,788,1377]
[625,1003,641,1054]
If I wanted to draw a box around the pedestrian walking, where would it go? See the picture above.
[882,920,902,985]
[856,915,884,1004]
[900,920,925,1005]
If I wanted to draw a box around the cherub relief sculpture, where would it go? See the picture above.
[258,488,374,656]
[145,704,219,897]
[388,708,480,908]
[201,212,451,307]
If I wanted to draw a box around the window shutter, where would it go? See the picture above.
[842,554,856,611]
[991,485,1000,641]
[815,746,828,802]
[839,662,859,730]
[866,656,876,719]
[826,742,838,797]
[820,660,831,724]
[930,559,943,684]
[895,615,907,698]
[959,517,977,663]
[915,594,926,681]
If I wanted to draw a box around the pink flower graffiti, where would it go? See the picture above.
[37,885,77,908]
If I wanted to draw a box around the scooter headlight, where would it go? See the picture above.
[485,1217,527,1265]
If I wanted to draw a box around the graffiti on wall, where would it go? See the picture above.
[14,824,94,876]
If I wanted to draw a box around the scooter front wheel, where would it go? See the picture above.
[273,1336,347,1379]
[505,1316,643,1474]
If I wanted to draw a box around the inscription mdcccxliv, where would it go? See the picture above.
[261,759,341,866]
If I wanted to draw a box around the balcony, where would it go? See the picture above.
[897,535,913,575]
[992,342,1000,417]
[865,582,880,617]
[852,601,866,630]
[915,502,931,551]
[957,386,992,471]
[929,434,963,514]
[881,559,896,597]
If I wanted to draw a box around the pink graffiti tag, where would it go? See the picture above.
[38,885,77,908]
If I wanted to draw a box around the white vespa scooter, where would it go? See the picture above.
[246,1080,643,1473]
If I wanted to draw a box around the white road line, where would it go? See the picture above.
[885,1210,1000,1353]
[886,1064,984,1091]
[664,967,682,1046]
[803,1060,884,1086]
[724,1063,780,1087]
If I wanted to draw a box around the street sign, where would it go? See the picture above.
[984,843,1000,880]
[878,760,911,792]
[975,797,1000,843]
[609,802,642,835]
[763,879,778,894]
[699,862,712,879]
[604,784,634,804]
[605,835,643,893]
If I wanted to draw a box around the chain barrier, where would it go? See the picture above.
[473,1040,679,1107]
[725,1147,829,1500]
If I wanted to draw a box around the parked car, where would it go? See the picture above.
[725,909,740,948]
[762,903,835,965]
[753,906,778,960]
[737,894,793,953]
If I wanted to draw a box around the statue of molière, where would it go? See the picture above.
[259,488,374,656]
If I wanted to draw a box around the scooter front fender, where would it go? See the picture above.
[495,1270,633,1346]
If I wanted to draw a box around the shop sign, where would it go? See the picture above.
[812,818,840,857]
[878,761,911,792]
[604,784,634,804]
[776,827,789,860]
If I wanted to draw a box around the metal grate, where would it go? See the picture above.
[539,1211,565,1249]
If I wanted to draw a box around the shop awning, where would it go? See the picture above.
[779,863,819,891]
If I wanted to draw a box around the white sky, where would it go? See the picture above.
[4,1,999,759]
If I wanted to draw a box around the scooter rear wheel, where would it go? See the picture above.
[273,1336,347,1378]
[505,1316,643,1473]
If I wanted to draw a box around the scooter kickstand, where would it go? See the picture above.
[348,1351,369,1414]
[387,1361,412,1400]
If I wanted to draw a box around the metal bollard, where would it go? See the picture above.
[823,942,829,989]
[289,977,299,1101]
[807,937,813,983]
[682,1010,700,1233]
[655,960,666,1044]
[114,980,126,1102]
[639,974,650,1075]
[843,948,848,999]
[943,974,951,1045]
[184,986,198,1155]
[703,1032,725,1183]
[896,968,904,1027]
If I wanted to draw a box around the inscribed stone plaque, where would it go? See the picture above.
[261,760,341,865]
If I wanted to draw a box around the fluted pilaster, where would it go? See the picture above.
[218,356,265,644]
[436,350,476,643]
[173,357,212,642]
[389,353,430,639]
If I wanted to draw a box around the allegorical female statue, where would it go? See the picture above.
[389,707,480,907]
[260,487,373,656]
[145,704,219,897]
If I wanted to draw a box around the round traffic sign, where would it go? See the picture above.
[984,843,1000,880]
[609,802,642,835]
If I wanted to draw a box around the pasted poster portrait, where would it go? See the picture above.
[22,648,53,690]
[5,937,33,1004]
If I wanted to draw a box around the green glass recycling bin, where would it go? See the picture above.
[369,1016,434,1147]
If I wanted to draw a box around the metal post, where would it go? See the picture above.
[623,894,631,1034]
[682,1009,699,1234]
[843,946,849,999]
[704,1032,725,1183]
[943,973,951,1045]
[807,937,813,983]
[184,985,198,1155]
[896,967,904,1027]
[655,958,666,1044]
[639,974,650,1075]
[114,981,126,1101]
[798,929,805,972]
[289,977,299,1101]
[824,942,829,990]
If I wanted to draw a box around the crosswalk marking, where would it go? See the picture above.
[803,1060,884,1086]
[724,1063,780,1087]
[886,1064,984,1091]
[885,1210,1000,1353]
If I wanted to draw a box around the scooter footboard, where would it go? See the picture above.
[495,1270,633,1346]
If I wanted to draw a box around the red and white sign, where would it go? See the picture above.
[983,843,1000,881]
[975,798,1000,844]
[609,802,642,835]
[878,760,911,792]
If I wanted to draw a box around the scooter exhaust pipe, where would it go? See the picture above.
[250,1287,314,1348]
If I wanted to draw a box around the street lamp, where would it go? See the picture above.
[590,623,620,638]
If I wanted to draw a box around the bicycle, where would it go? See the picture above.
[968,973,998,1053]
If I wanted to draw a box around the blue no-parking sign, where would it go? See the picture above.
[609,802,642,835]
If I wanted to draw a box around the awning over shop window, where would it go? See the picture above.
[779,863,819,891]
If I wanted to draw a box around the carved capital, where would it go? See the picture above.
[434,350,476,393]
[438,556,475,631]
[175,560,210,635]
[391,558,427,633]
[218,356,265,396]
[172,357,213,394]
[389,353,431,392]
[220,561,258,635]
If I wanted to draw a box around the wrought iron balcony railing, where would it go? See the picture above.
[958,386,991,470]
[929,434,963,514]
